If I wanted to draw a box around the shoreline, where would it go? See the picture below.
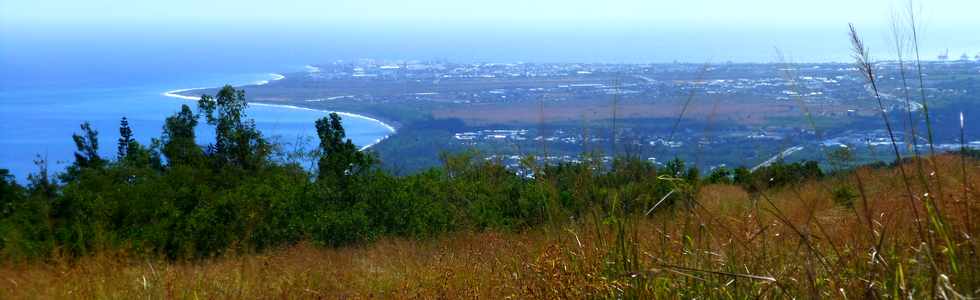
[247,102,396,150]
[254,73,286,86]
[160,73,396,150]
[161,87,205,100]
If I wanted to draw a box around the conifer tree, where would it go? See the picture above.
[117,117,134,160]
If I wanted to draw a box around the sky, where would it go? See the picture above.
[2,0,978,26]
[1,0,979,63]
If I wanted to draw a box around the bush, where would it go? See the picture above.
[831,185,858,208]
[0,86,713,260]
[737,160,823,192]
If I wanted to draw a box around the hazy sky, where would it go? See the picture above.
[3,0,978,25]
[2,0,979,62]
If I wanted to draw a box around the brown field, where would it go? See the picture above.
[431,97,857,126]
[2,155,977,298]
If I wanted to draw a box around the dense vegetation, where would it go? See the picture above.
[0,85,826,260]
[1,85,977,298]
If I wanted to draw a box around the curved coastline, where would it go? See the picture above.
[253,73,286,86]
[161,87,205,100]
[248,102,396,150]
[160,73,396,150]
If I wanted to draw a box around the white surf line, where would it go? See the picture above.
[304,65,321,73]
[162,87,207,100]
[254,73,286,86]
[248,103,396,150]
[163,73,286,100]
[306,95,354,102]
[161,73,395,150]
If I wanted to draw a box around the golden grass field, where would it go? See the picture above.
[2,155,977,298]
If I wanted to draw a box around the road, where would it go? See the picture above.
[751,146,805,172]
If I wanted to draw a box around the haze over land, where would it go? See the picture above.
[3,0,978,177]
[1,0,980,298]
[3,0,980,68]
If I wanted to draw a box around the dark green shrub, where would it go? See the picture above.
[832,185,858,208]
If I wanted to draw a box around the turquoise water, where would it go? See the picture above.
[0,68,392,182]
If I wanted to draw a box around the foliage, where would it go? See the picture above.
[0,83,976,298]
[831,185,857,208]
[315,113,374,182]
[963,147,980,160]
[198,85,270,170]
[0,85,930,268]
[705,166,733,184]
[736,160,823,192]
[161,104,203,166]
[0,169,21,218]
[0,106,814,260]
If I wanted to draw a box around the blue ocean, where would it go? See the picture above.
[3,22,973,182]
[0,35,392,182]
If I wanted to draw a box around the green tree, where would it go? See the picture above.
[706,166,733,184]
[117,117,134,160]
[72,122,103,169]
[62,122,104,182]
[162,105,202,165]
[0,169,22,217]
[827,146,854,172]
[732,166,751,185]
[198,85,269,169]
[663,158,685,178]
[315,113,374,181]
[2,159,57,259]
[27,156,56,201]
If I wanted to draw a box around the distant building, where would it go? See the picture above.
[960,53,970,61]
[938,49,949,61]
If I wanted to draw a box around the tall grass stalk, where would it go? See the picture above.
[777,48,887,289]
[902,3,966,289]
[907,1,937,158]
[905,0,951,219]
[904,7,954,271]
[849,23,927,244]
[849,23,956,296]
[890,12,920,158]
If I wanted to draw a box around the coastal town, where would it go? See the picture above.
[173,58,980,172]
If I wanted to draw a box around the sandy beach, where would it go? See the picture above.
[160,73,396,150]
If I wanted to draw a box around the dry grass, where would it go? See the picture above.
[2,155,977,299]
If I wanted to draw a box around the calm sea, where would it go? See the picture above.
[0,51,391,182]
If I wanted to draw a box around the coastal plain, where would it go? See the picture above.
[175,61,980,172]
